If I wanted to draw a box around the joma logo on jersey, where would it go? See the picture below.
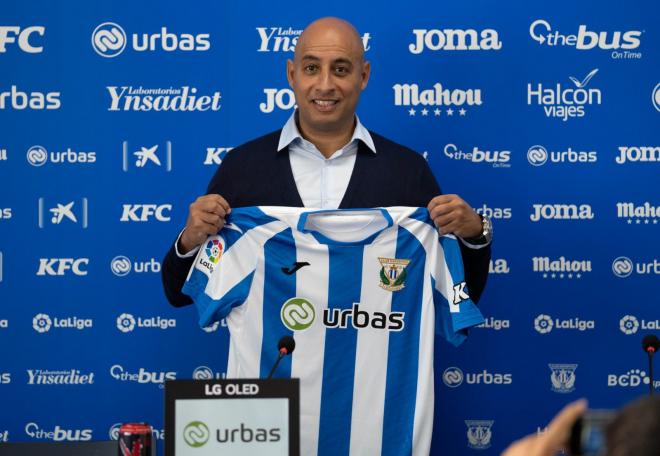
[378,257,410,291]
[120,204,171,222]
[409,28,501,54]
[37,258,88,276]
[0,26,45,53]
[260,88,296,113]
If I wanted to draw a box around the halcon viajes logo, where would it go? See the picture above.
[527,69,601,121]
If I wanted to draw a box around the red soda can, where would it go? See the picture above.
[118,423,153,456]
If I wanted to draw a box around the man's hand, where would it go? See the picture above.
[501,399,587,456]
[427,194,482,238]
[178,194,231,254]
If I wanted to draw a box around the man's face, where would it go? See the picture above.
[287,25,370,134]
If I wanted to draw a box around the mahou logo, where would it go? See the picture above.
[409,28,501,54]
[616,202,659,225]
[529,19,642,59]
[393,83,483,117]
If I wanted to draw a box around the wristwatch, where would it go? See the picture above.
[464,214,492,245]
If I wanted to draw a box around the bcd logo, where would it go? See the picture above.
[0,26,45,53]
[260,88,296,113]
[37,258,88,276]
[120,204,172,222]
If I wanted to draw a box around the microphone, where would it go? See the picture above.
[642,335,660,397]
[267,336,296,379]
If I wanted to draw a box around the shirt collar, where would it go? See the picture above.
[277,110,376,154]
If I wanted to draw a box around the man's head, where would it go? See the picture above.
[287,17,370,137]
[605,396,660,456]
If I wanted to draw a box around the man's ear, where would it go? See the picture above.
[360,60,371,90]
[286,59,295,88]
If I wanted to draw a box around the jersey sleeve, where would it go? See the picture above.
[431,235,485,346]
[182,225,257,328]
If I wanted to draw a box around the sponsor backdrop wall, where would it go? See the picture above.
[1,0,658,454]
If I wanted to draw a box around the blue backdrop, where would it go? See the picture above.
[1,0,658,454]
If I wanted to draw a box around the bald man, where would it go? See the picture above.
[163,17,491,307]
[162,17,492,455]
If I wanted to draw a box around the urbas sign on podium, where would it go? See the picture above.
[165,379,300,456]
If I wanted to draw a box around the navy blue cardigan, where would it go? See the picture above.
[162,130,490,306]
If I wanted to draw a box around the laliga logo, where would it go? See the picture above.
[612,257,633,278]
[32,313,52,333]
[183,422,210,448]
[116,313,136,333]
[534,314,553,334]
[111,256,131,276]
[91,23,126,57]
[280,297,315,331]
[442,367,464,387]
[620,315,640,335]
[527,145,548,166]
[26,145,47,166]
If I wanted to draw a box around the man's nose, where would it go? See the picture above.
[315,68,336,93]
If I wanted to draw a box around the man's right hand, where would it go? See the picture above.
[178,194,231,254]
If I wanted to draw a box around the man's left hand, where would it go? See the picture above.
[427,194,482,238]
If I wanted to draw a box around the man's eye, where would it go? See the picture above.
[304,65,318,73]
[335,67,348,75]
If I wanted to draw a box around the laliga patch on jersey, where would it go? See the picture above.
[197,236,224,276]
[378,257,411,292]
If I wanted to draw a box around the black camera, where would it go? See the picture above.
[569,410,615,456]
